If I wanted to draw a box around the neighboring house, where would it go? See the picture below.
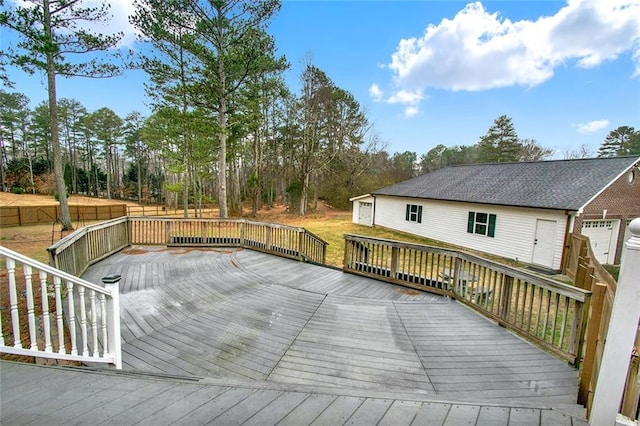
[351,156,640,270]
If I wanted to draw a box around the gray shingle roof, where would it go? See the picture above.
[372,156,640,210]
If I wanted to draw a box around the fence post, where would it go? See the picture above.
[102,274,122,370]
[578,282,607,406]
[589,218,640,425]
[500,275,514,319]
[390,246,399,279]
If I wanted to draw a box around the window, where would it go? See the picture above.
[467,211,496,237]
[405,204,423,223]
[583,220,613,228]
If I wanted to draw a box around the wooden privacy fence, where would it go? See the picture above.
[125,204,217,217]
[48,217,327,277]
[343,234,591,365]
[566,232,640,420]
[0,204,127,227]
[0,245,122,368]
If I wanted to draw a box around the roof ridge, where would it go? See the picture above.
[446,155,640,168]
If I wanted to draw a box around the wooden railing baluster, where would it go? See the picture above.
[53,276,64,354]
[90,290,98,358]
[23,265,37,350]
[67,281,77,356]
[39,270,52,353]
[7,258,21,348]
[79,286,88,356]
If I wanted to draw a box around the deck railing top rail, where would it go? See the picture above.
[48,217,128,255]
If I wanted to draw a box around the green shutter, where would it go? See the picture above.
[405,204,410,221]
[467,212,475,233]
[418,206,423,223]
[488,214,497,237]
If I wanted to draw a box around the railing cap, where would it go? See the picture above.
[102,274,122,284]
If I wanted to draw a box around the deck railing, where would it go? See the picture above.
[48,217,130,276]
[0,246,121,368]
[125,217,327,264]
[343,234,591,365]
[47,217,327,278]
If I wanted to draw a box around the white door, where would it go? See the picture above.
[532,219,557,267]
[359,202,373,226]
[582,220,619,264]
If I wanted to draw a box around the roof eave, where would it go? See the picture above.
[372,193,580,212]
[576,157,640,214]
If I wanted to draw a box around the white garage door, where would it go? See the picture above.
[581,220,619,264]
[359,202,373,226]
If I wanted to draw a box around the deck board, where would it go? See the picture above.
[78,247,583,404]
[1,246,591,425]
[1,361,588,425]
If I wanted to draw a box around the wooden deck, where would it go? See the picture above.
[1,361,587,425]
[1,246,588,424]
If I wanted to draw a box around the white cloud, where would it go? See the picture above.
[369,84,383,101]
[404,106,420,118]
[576,119,610,134]
[108,1,140,48]
[379,0,640,112]
[387,89,423,105]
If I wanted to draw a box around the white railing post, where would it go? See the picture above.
[102,274,122,370]
[590,218,640,425]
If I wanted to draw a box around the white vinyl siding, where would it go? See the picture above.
[374,195,567,269]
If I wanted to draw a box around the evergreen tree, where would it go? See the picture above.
[598,126,639,157]
[2,0,125,230]
[476,115,521,163]
[131,0,287,218]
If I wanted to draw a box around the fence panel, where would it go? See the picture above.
[0,205,126,228]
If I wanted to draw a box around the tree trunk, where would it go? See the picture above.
[44,0,72,231]
[217,99,228,218]
[299,170,309,216]
[136,153,142,203]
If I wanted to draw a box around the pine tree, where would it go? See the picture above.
[477,115,521,163]
[2,0,125,230]
[598,126,639,157]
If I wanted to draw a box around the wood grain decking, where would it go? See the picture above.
[1,246,588,425]
[0,361,587,425]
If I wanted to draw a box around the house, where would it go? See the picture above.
[351,156,640,270]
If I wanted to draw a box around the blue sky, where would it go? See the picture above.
[3,0,640,159]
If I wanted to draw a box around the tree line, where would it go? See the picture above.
[2,1,638,228]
